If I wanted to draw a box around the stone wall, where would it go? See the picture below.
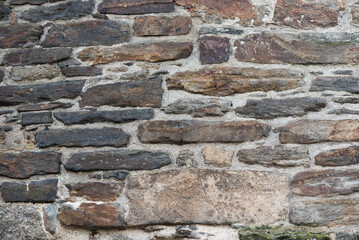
[0,0,359,239]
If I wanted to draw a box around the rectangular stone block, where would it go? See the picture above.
[310,76,359,93]
[133,16,191,36]
[22,112,53,126]
[0,24,42,48]
[315,146,359,166]
[66,182,123,201]
[98,0,174,15]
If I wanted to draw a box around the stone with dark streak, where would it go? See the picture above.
[66,182,123,201]
[22,112,53,126]
[99,0,174,15]
[311,77,359,93]
[17,102,73,112]
[200,36,230,64]
[60,66,102,77]
[133,16,191,36]
[0,24,43,48]
[315,146,359,166]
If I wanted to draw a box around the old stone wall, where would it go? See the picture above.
[1,0,359,239]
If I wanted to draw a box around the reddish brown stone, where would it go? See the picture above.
[66,182,123,201]
[133,16,191,36]
[200,36,230,64]
[292,169,359,197]
[0,152,61,179]
[98,0,174,15]
[0,24,42,48]
[275,120,359,144]
[138,120,271,144]
[17,102,73,112]
[315,146,359,166]
[80,77,163,108]
[77,42,193,64]
[274,0,339,28]
[235,32,359,64]
[58,203,126,230]
[167,67,303,96]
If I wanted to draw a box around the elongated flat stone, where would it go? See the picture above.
[310,77,359,93]
[17,102,73,112]
[22,112,53,126]
[66,182,123,201]
[315,146,359,166]
[98,0,174,15]
[0,24,43,48]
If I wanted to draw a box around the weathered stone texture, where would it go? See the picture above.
[43,204,57,234]
[60,66,102,77]
[292,169,359,196]
[1,179,58,202]
[290,199,359,227]
[0,24,42,48]
[58,203,126,230]
[80,77,163,108]
[42,20,130,47]
[315,146,359,166]
[20,0,95,22]
[54,109,154,125]
[1,48,72,66]
[126,169,289,226]
[0,4,11,21]
[202,146,233,167]
[235,32,359,64]
[36,128,130,148]
[98,0,174,15]
[0,152,61,179]
[0,81,84,106]
[138,120,271,144]
[237,146,309,167]
[199,36,230,64]
[352,2,359,26]
[273,0,340,28]
[66,182,123,201]
[276,120,359,144]
[0,204,47,240]
[133,16,191,36]
[235,98,326,119]
[17,102,72,112]
[65,150,171,171]
[333,97,359,104]
[9,64,61,81]
[22,112,53,126]
[167,67,303,96]
[10,0,64,5]
[311,77,359,93]
[77,42,193,64]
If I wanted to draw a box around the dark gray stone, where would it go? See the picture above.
[0,24,43,49]
[329,108,359,115]
[199,26,244,35]
[311,77,359,93]
[332,97,359,104]
[332,70,353,75]
[43,204,57,234]
[200,36,231,64]
[22,112,53,126]
[0,4,10,21]
[98,0,174,15]
[60,66,102,77]
[17,102,73,112]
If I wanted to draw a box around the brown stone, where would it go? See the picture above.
[66,182,123,201]
[133,16,191,36]
[200,36,230,64]
[202,146,233,167]
[352,2,359,26]
[42,20,130,47]
[138,120,271,144]
[60,66,102,77]
[80,77,163,108]
[17,102,73,112]
[0,152,61,179]
[10,64,61,81]
[292,169,359,197]
[237,146,309,167]
[273,0,339,28]
[77,42,193,64]
[0,24,42,48]
[126,169,289,226]
[167,67,303,96]
[290,199,359,227]
[234,32,359,64]
[315,146,359,166]
[58,203,126,230]
[99,0,174,15]
[275,119,359,144]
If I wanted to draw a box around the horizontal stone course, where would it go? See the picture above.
[22,112,53,126]
[0,24,42,48]
[315,146,359,166]
[98,0,174,15]
[66,182,123,201]
[133,16,191,36]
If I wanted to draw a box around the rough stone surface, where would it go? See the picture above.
[0,69,4,82]
[60,66,102,77]
[0,80,84,106]
[234,32,359,64]
[65,150,171,171]
[176,149,197,168]
[0,24,42,48]
[235,98,326,119]
[78,42,193,64]
[352,2,359,26]
[80,77,163,108]
[237,146,309,167]
[17,102,73,112]
[329,108,359,115]
[199,36,230,64]
[54,109,154,125]
[9,64,61,81]
[66,182,123,201]
[20,0,95,23]
[273,0,340,28]
[138,120,271,144]
[275,120,359,144]
[162,98,232,117]
[22,111,53,126]
[1,48,72,66]
[36,128,130,148]
[202,146,233,167]
[332,97,359,104]
[167,67,303,96]
[290,199,359,227]
[43,204,57,234]
[10,0,64,4]
[1,179,58,202]
[58,203,126,230]
[42,20,130,47]
[0,204,47,240]
[311,77,359,93]
[133,16,191,36]
[0,151,61,179]
[0,4,11,21]
[126,169,289,226]
[315,146,359,166]
[98,0,174,15]
[199,26,244,35]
